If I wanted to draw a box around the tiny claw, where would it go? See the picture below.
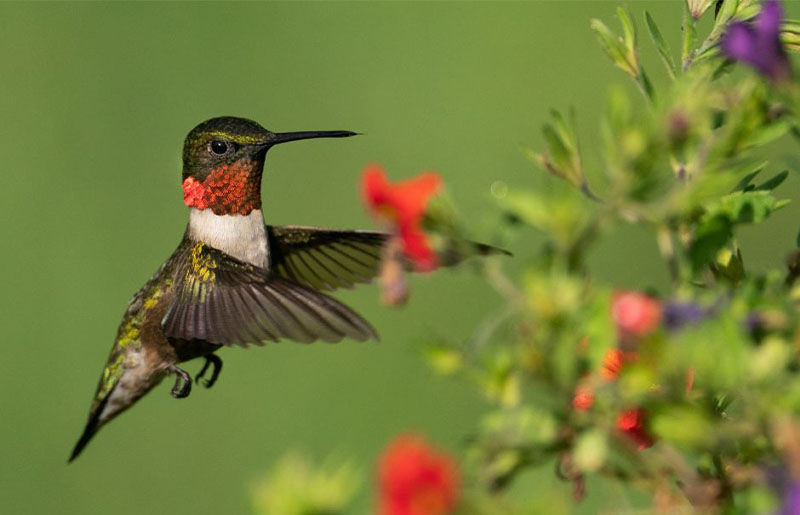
[169,366,192,399]
[195,354,222,389]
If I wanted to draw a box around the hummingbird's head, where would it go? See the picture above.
[181,116,357,216]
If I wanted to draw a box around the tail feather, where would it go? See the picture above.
[68,396,108,463]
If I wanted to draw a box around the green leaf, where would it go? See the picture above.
[639,68,655,101]
[617,7,636,50]
[645,11,676,79]
[704,190,790,225]
[713,0,739,30]
[542,124,571,167]
[691,191,790,271]
[689,216,732,273]
[749,337,792,381]
[550,108,578,155]
[590,19,638,77]
[651,406,714,447]
[573,429,608,472]
[530,110,588,192]
[731,163,766,192]
[755,170,789,191]
[251,453,361,515]
[480,407,558,447]
[750,120,793,147]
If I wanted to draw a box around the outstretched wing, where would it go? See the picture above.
[162,241,377,346]
[267,225,511,291]
[267,225,387,291]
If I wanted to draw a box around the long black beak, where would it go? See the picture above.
[266,130,358,146]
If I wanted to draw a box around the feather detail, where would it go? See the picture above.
[162,242,377,345]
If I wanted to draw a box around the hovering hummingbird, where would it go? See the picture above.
[70,116,499,462]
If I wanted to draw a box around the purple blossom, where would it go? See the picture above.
[720,0,791,82]
[765,466,800,515]
[779,482,800,515]
[663,302,709,331]
[746,310,764,333]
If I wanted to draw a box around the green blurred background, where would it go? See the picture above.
[1,2,798,513]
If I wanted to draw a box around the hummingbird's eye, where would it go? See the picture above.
[209,140,229,155]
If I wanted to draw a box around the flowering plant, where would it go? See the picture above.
[251,1,800,512]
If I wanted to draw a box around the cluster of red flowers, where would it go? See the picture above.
[377,434,459,515]
[572,291,662,450]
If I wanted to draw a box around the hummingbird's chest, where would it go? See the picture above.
[187,208,269,269]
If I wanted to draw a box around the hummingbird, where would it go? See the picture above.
[69,116,499,462]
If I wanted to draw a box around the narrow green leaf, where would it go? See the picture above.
[645,11,676,79]
[731,163,766,192]
[750,120,793,147]
[542,124,570,165]
[639,68,655,101]
[549,109,576,154]
[591,19,638,77]
[714,0,738,28]
[617,7,636,50]
[755,170,789,191]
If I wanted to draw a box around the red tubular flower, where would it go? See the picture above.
[572,385,595,411]
[362,165,442,272]
[616,409,655,450]
[378,434,459,515]
[612,291,662,337]
[600,348,639,381]
[601,348,625,380]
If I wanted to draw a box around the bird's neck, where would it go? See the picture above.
[187,208,269,269]
[182,161,263,216]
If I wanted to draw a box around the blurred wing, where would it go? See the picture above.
[267,225,387,291]
[267,225,511,291]
[162,242,377,346]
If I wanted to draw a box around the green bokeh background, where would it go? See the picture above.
[1,2,798,514]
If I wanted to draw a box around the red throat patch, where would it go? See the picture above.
[182,161,262,215]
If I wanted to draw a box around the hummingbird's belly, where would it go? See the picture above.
[170,338,223,363]
[187,208,269,268]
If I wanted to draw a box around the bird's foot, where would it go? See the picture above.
[169,366,192,399]
[196,354,222,389]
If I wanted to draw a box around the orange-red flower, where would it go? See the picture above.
[572,385,595,411]
[612,291,662,337]
[616,408,654,450]
[600,348,640,381]
[362,165,442,272]
[378,434,459,515]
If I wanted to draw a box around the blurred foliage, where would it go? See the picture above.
[252,1,800,512]
[250,453,360,515]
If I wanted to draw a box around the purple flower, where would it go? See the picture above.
[720,0,791,82]
[779,482,800,515]
[663,302,708,331]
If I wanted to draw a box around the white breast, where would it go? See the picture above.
[188,208,269,269]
